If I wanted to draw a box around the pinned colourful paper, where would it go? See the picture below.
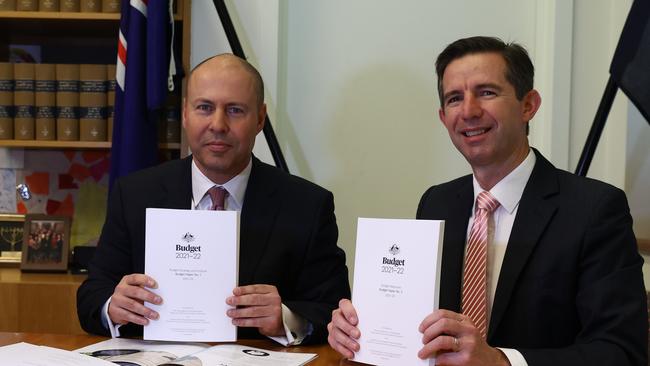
[69,163,91,182]
[17,201,26,214]
[46,199,61,215]
[53,193,74,217]
[81,151,107,164]
[89,157,110,182]
[71,181,107,246]
[63,150,76,162]
[24,172,50,195]
[59,174,79,190]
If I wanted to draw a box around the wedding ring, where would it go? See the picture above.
[453,336,459,350]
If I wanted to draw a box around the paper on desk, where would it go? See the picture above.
[76,338,317,366]
[144,208,239,342]
[0,342,113,366]
[352,217,444,366]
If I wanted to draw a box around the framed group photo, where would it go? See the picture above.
[0,214,25,266]
[21,214,71,272]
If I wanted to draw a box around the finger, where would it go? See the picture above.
[331,308,361,339]
[421,317,464,344]
[227,292,280,307]
[227,304,279,319]
[419,309,461,332]
[231,316,276,328]
[418,334,457,359]
[327,322,360,357]
[108,298,158,325]
[115,283,162,305]
[111,294,160,319]
[123,273,158,288]
[338,299,359,326]
[233,284,277,296]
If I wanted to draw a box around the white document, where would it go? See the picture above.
[352,217,444,366]
[144,208,239,342]
[0,342,113,366]
[76,338,317,366]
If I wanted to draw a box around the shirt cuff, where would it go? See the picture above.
[267,304,312,346]
[101,297,122,338]
[498,347,528,366]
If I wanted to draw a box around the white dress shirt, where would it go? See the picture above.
[466,149,535,366]
[102,157,309,346]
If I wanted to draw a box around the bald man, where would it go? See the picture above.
[77,54,350,345]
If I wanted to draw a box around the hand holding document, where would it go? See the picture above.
[352,218,444,366]
[144,208,239,342]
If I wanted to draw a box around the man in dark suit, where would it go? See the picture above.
[77,54,350,345]
[327,36,647,365]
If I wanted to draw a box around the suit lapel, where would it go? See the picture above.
[439,178,473,312]
[238,158,282,285]
[487,151,559,340]
[156,156,193,209]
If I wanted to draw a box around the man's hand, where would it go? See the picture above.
[108,274,162,326]
[226,284,283,337]
[327,299,361,359]
[418,309,510,366]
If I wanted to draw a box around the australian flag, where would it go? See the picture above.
[110,0,172,188]
[610,0,650,124]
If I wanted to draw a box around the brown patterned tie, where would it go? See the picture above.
[461,191,500,339]
[207,186,227,211]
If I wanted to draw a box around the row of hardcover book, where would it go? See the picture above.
[0,62,181,143]
[0,0,120,12]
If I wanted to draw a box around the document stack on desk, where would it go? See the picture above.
[352,217,444,366]
[144,208,239,342]
[76,338,317,366]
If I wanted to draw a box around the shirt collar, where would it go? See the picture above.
[472,149,536,214]
[191,158,252,209]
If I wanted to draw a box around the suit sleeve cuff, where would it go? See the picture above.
[498,347,528,366]
[267,304,312,346]
[102,297,122,338]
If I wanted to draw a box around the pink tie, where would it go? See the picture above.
[207,186,227,211]
[462,191,500,339]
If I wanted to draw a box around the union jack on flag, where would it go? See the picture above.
[110,0,175,188]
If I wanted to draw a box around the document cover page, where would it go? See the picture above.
[352,217,444,366]
[144,208,239,342]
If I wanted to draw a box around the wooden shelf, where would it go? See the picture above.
[0,10,182,21]
[0,140,180,150]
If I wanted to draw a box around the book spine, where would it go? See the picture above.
[0,0,16,11]
[16,0,37,10]
[106,63,115,141]
[79,0,99,12]
[13,63,35,140]
[101,0,119,13]
[59,0,78,11]
[56,64,80,141]
[35,63,56,140]
[0,63,13,139]
[79,64,107,141]
[39,0,58,11]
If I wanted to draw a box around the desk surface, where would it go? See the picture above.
[0,332,356,365]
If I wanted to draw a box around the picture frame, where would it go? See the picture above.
[21,214,71,272]
[0,214,25,266]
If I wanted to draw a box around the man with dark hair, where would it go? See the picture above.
[328,37,646,365]
[78,54,350,345]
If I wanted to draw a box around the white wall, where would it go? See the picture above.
[190,0,649,285]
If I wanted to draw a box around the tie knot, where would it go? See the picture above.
[207,186,228,210]
[476,191,500,212]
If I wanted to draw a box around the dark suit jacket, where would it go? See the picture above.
[417,149,647,366]
[77,156,350,344]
